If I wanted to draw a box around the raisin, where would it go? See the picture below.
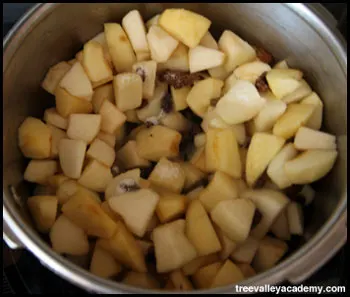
[251,209,263,229]
[255,71,269,93]
[158,69,203,89]
[119,181,140,192]
[210,98,219,107]
[161,92,173,113]
[255,46,274,65]
[136,67,146,82]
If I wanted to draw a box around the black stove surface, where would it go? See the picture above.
[2,3,347,295]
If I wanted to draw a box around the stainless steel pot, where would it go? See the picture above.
[3,3,347,294]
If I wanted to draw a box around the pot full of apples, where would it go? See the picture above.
[3,3,347,294]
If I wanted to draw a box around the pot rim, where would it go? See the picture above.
[3,3,347,294]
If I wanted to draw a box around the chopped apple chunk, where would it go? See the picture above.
[114,73,143,111]
[294,127,336,150]
[90,246,122,279]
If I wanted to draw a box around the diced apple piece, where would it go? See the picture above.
[160,112,191,132]
[132,60,157,100]
[208,65,231,80]
[199,171,238,211]
[194,133,206,148]
[78,159,113,192]
[47,174,69,189]
[241,189,289,239]
[211,199,256,243]
[147,25,179,62]
[82,41,113,88]
[215,80,266,125]
[146,14,160,29]
[222,72,238,94]
[59,62,93,101]
[201,107,230,131]
[24,160,57,185]
[114,73,143,111]
[187,187,204,200]
[281,79,312,104]
[200,31,219,49]
[58,138,86,179]
[101,201,122,223]
[294,127,336,150]
[215,226,238,260]
[271,210,291,241]
[267,143,298,189]
[301,92,323,130]
[61,191,117,238]
[104,23,136,72]
[87,138,115,167]
[171,86,190,111]
[97,221,147,272]
[234,61,271,83]
[116,140,151,170]
[187,78,223,117]
[90,246,122,279]
[206,128,242,178]
[50,215,89,255]
[105,168,141,200]
[186,200,221,256]
[44,108,68,130]
[159,9,211,48]
[135,85,166,121]
[169,270,193,291]
[55,87,93,118]
[153,219,197,273]
[125,110,141,124]
[67,114,101,143]
[273,103,315,139]
[190,147,207,173]
[136,125,182,161]
[193,262,222,289]
[41,61,71,95]
[266,68,303,99]
[99,100,127,134]
[180,162,206,191]
[122,10,150,61]
[287,202,304,235]
[182,254,219,276]
[254,99,287,132]
[189,45,225,73]
[218,30,256,72]
[91,84,114,113]
[284,149,337,184]
[123,272,160,289]
[273,60,289,69]
[236,178,248,195]
[108,189,159,237]
[236,264,256,278]
[210,260,245,288]
[231,124,247,146]
[246,132,285,187]
[252,236,288,272]
[156,192,188,223]
[18,117,52,159]
[47,125,66,158]
[96,131,117,149]
[230,237,259,264]
[157,43,189,72]
[89,32,113,69]
[27,195,58,233]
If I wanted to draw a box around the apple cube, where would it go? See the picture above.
[211,199,256,243]
[301,92,323,130]
[218,30,256,72]
[206,128,242,178]
[104,23,136,72]
[47,174,69,189]
[233,61,271,83]
[190,147,207,173]
[108,189,159,237]
[99,100,127,134]
[215,80,266,125]
[156,192,188,223]
[18,117,52,159]
[24,160,57,185]
[116,140,150,170]
[294,127,336,150]
[96,221,147,272]
[146,14,160,29]
[210,260,245,288]
[67,114,101,143]
[157,43,189,72]
[159,9,211,48]
[231,124,247,146]
[273,60,289,69]
[90,246,122,279]
[271,210,291,241]
[47,125,66,158]
[123,272,160,289]
[193,262,222,289]
[160,112,191,132]
[27,195,58,233]
[180,162,206,191]
[182,254,219,276]
[281,79,312,104]
[96,131,117,148]
[246,132,285,187]
[236,264,256,278]
[89,32,113,69]
[91,83,114,113]
[55,87,93,118]
[267,143,298,189]
[50,215,89,255]
[187,186,204,200]
[252,236,288,272]
[189,45,225,73]
[194,133,206,148]
[199,171,238,211]
[230,237,259,264]
[59,62,93,101]
[187,78,223,117]
[254,99,287,132]
[208,65,231,80]
[44,108,68,130]
[87,138,116,167]
[114,73,143,111]
[132,60,157,100]
[199,31,219,49]
[41,61,71,95]
[82,41,113,88]
[170,86,190,111]
[215,226,238,260]
[152,219,197,273]
[122,10,150,61]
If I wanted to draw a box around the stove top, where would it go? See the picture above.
[2,3,347,294]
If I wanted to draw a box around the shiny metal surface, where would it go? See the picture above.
[3,3,347,294]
